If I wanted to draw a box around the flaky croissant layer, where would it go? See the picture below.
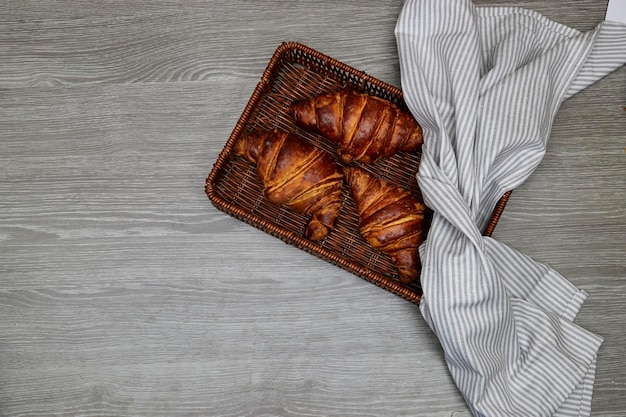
[344,167,425,283]
[234,130,344,241]
[290,89,423,163]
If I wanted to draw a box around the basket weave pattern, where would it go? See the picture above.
[206,42,511,304]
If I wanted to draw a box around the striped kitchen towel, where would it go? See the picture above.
[395,1,626,416]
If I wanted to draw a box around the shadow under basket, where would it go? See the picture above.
[205,42,511,305]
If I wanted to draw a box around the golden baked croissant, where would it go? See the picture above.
[290,89,423,163]
[344,167,425,283]
[234,130,344,241]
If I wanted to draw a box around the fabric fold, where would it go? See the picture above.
[395,1,626,416]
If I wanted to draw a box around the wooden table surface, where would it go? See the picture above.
[1,1,624,416]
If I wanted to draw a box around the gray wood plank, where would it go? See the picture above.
[1,1,624,416]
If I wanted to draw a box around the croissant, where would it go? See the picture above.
[290,89,423,163]
[234,130,344,241]
[344,167,425,283]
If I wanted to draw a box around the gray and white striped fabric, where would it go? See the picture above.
[394,1,626,416]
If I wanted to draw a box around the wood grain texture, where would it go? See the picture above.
[1,1,624,416]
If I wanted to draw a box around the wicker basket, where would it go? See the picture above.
[205,42,511,305]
